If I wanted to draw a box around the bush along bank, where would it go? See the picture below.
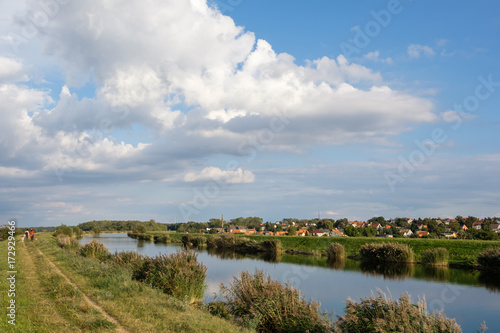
[359,242,415,263]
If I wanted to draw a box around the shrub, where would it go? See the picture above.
[220,270,331,332]
[337,290,461,333]
[359,242,414,263]
[421,248,449,266]
[77,240,111,261]
[206,236,217,248]
[477,247,500,268]
[326,242,345,261]
[112,251,144,270]
[181,233,193,246]
[215,234,238,248]
[260,239,282,255]
[132,248,207,303]
[56,234,79,251]
[54,224,73,237]
[191,236,206,247]
[206,301,231,320]
[73,226,83,238]
[153,235,169,243]
[137,233,153,241]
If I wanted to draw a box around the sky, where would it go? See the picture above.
[1,0,499,227]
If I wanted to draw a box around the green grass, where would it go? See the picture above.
[4,233,251,333]
[421,247,450,266]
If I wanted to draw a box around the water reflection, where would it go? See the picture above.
[478,270,500,292]
[326,257,346,270]
[359,261,415,280]
[420,266,450,283]
[205,246,282,263]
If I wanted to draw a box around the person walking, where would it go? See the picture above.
[23,229,29,242]
[30,229,35,241]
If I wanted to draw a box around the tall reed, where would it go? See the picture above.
[359,242,414,263]
[477,247,500,268]
[420,247,449,266]
[77,240,111,261]
[132,248,207,303]
[55,234,79,251]
[326,242,345,261]
[337,290,461,333]
[220,269,331,332]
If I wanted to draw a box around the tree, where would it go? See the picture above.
[92,227,101,235]
[344,225,359,237]
[323,220,334,230]
[363,227,377,237]
[56,224,73,237]
[449,221,460,232]
[209,218,223,228]
[73,226,83,238]
[335,218,348,229]
[465,216,478,229]
[288,226,297,236]
[368,216,386,226]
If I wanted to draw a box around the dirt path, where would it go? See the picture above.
[30,244,130,333]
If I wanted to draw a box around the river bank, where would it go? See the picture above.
[0,233,250,333]
[141,231,500,268]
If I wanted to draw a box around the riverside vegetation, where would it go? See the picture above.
[3,223,497,332]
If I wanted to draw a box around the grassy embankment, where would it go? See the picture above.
[144,232,500,267]
[0,233,250,333]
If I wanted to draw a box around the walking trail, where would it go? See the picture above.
[26,242,130,333]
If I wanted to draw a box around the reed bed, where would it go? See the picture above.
[153,234,170,243]
[420,247,449,266]
[477,247,500,268]
[359,242,415,263]
[132,248,207,304]
[326,242,345,261]
[219,269,331,332]
[338,290,461,333]
[55,234,80,251]
[77,240,111,261]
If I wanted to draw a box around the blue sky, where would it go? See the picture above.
[1,0,499,227]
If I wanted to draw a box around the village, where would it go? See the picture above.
[200,216,500,240]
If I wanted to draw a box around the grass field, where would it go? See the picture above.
[0,233,250,333]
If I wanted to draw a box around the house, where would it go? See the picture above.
[441,231,457,239]
[275,231,287,236]
[416,231,429,238]
[472,222,482,230]
[246,228,257,234]
[348,221,366,228]
[310,229,329,237]
[461,224,468,231]
[369,223,383,230]
[297,228,308,237]
[490,224,500,233]
[416,223,426,229]
[330,229,346,237]
[227,225,249,234]
[401,229,413,237]
[262,231,274,236]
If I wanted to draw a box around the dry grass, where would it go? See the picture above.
[420,248,450,266]
[56,234,80,251]
[326,242,345,261]
[337,290,461,333]
[77,240,111,261]
[220,269,332,332]
[477,247,500,268]
[132,248,207,303]
[359,242,415,263]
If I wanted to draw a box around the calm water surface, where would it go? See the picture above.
[81,233,500,332]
